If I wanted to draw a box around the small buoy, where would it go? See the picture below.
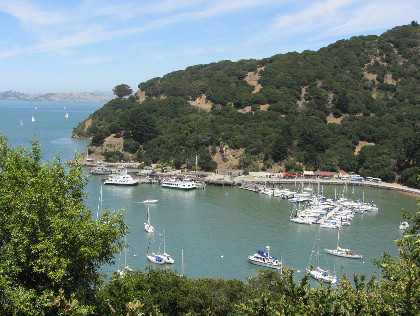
[221,255,224,258]
[134,254,137,257]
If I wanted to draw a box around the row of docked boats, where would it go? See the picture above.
[90,165,200,189]
[290,195,378,228]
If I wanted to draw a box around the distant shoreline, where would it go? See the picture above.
[0,90,112,102]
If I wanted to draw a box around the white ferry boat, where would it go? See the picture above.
[161,178,196,190]
[248,246,282,269]
[104,170,139,186]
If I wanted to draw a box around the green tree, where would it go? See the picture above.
[113,84,133,99]
[373,206,420,315]
[0,136,127,314]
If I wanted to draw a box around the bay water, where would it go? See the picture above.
[1,100,418,285]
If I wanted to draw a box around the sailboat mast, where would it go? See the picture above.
[181,249,184,276]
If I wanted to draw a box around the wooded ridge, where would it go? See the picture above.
[73,23,420,188]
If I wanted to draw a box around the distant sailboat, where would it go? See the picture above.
[144,206,154,233]
[31,115,36,122]
[65,112,69,119]
[20,118,23,126]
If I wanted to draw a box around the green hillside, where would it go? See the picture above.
[73,23,420,187]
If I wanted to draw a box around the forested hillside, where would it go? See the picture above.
[73,23,420,187]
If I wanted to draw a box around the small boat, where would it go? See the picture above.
[154,228,174,264]
[144,206,154,233]
[161,178,196,190]
[90,164,112,175]
[324,227,362,259]
[65,112,69,119]
[248,246,282,269]
[146,253,165,264]
[146,234,164,264]
[32,115,36,122]
[308,227,337,284]
[104,169,139,185]
[20,118,23,126]
[117,236,133,277]
[308,266,337,284]
[399,221,409,230]
[143,198,158,204]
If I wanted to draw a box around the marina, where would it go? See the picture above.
[1,100,418,284]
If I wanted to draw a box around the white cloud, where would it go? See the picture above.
[73,57,109,65]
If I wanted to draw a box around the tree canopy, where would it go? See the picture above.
[113,84,133,99]
[0,136,127,314]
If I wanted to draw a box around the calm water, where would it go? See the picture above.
[1,101,418,284]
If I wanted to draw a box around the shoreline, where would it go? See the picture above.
[77,161,420,198]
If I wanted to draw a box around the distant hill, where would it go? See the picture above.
[73,23,420,188]
[0,90,113,102]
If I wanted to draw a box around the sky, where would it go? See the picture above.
[0,0,418,94]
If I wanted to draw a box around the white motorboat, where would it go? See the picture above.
[104,169,139,185]
[143,198,158,204]
[161,178,196,190]
[32,115,36,122]
[399,221,409,230]
[144,206,154,233]
[90,164,112,175]
[290,216,312,224]
[308,266,337,284]
[248,246,282,269]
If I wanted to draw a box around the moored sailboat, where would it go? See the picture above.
[144,206,154,233]
[308,228,337,284]
[324,227,362,259]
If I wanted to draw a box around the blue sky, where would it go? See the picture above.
[0,0,418,94]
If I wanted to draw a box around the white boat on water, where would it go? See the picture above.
[308,228,337,284]
[32,115,36,122]
[153,229,174,264]
[146,233,165,264]
[143,198,158,204]
[90,164,112,175]
[117,236,134,277]
[308,266,337,284]
[144,206,154,233]
[324,228,362,259]
[161,178,196,190]
[248,246,282,269]
[20,118,23,126]
[104,170,139,185]
[399,221,409,230]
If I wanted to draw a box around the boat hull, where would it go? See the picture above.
[248,257,281,269]
[147,254,165,264]
[308,267,337,284]
[324,249,362,259]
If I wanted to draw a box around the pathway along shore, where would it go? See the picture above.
[232,176,420,198]
[77,161,420,198]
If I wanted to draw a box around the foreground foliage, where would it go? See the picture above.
[0,136,127,315]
